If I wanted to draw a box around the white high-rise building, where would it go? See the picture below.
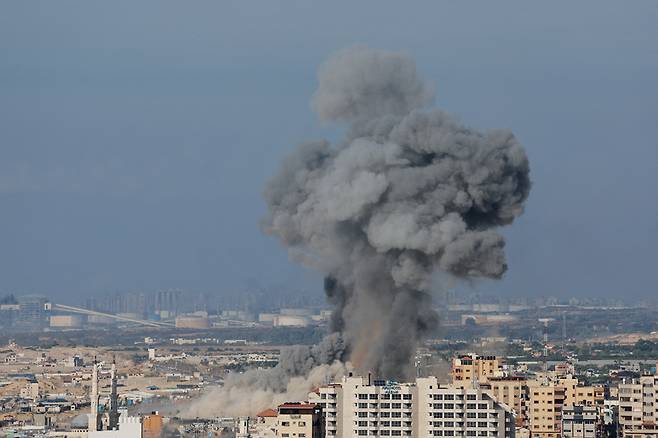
[310,375,515,438]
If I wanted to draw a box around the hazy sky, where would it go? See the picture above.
[1,1,657,302]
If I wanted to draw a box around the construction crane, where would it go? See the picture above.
[51,303,174,328]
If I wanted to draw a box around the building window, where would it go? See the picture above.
[403,394,412,400]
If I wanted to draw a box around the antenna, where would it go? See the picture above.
[538,318,553,378]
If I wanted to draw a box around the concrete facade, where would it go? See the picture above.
[618,374,658,437]
[312,375,515,438]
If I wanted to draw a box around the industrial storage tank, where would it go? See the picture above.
[175,315,210,329]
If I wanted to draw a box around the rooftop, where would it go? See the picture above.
[257,408,277,418]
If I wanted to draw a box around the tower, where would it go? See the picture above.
[88,360,101,431]
[109,359,120,429]
[562,311,567,342]
[538,318,552,377]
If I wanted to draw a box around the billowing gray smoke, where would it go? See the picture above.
[264,46,531,379]
[181,334,348,418]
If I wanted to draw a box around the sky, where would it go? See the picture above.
[1,1,657,303]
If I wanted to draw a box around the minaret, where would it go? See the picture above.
[89,360,101,432]
[109,358,120,429]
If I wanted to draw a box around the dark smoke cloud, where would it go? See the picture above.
[264,46,531,379]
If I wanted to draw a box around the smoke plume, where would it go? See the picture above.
[264,46,531,379]
[180,334,348,418]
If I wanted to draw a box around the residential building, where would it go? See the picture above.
[416,376,516,438]
[618,373,658,437]
[526,381,566,437]
[452,355,501,385]
[556,378,604,408]
[276,403,323,438]
[481,377,528,426]
[311,375,515,438]
[561,405,598,438]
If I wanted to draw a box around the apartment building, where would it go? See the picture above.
[313,375,416,438]
[311,375,515,438]
[618,373,658,437]
[276,403,324,438]
[561,405,598,438]
[556,377,604,408]
[526,381,566,438]
[452,355,501,385]
[416,377,516,438]
[481,377,528,426]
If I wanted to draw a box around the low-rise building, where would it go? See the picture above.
[276,403,323,438]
